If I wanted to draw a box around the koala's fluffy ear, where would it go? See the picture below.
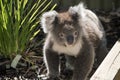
[41,11,58,33]
[68,3,86,19]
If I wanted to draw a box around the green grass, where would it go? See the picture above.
[0,0,57,58]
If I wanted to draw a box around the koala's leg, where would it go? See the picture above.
[44,49,59,78]
[65,55,75,70]
[96,41,108,65]
[72,44,95,80]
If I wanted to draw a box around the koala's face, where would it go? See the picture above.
[41,9,83,46]
[52,12,81,46]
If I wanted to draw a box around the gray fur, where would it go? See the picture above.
[41,3,108,80]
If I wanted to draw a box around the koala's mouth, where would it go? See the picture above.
[64,41,76,47]
[64,43,75,47]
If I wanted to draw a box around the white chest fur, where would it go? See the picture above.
[52,40,82,57]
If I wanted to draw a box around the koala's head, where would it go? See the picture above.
[41,4,85,46]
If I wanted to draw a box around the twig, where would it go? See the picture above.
[0,60,10,66]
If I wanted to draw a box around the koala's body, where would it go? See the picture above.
[41,3,108,80]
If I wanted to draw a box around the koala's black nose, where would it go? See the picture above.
[67,35,74,45]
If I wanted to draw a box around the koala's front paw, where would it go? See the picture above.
[39,74,60,80]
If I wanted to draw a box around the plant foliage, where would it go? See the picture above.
[0,0,56,58]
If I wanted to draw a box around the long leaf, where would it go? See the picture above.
[0,0,57,58]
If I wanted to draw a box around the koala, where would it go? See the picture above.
[41,3,108,80]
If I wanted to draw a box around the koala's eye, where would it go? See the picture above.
[74,31,78,37]
[59,33,64,38]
